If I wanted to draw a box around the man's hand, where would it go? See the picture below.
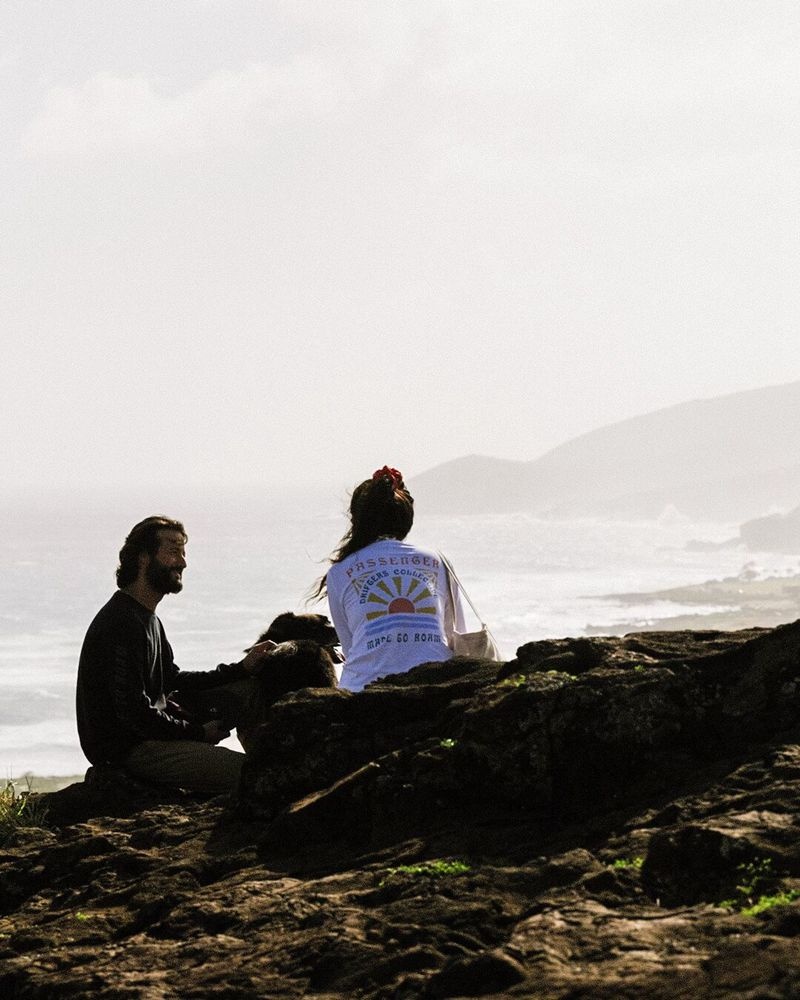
[202,720,231,744]
[242,639,278,674]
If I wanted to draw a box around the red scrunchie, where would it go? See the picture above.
[372,466,404,488]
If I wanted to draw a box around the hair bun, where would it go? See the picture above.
[372,466,404,489]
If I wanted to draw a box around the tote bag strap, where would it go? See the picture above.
[438,551,487,626]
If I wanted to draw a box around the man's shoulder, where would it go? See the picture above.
[85,591,152,637]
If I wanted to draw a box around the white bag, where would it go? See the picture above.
[440,553,503,662]
[451,623,503,661]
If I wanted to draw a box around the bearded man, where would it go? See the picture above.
[76,516,275,794]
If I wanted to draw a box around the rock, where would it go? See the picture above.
[642,824,761,907]
[241,622,800,850]
[3,624,800,997]
[427,948,527,996]
[42,765,211,828]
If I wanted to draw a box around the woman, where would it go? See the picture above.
[314,466,466,692]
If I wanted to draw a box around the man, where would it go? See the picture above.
[76,516,276,794]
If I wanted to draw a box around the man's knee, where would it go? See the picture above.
[124,739,244,794]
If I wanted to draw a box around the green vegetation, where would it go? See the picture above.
[439,738,457,749]
[0,778,50,846]
[500,670,577,688]
[718,857,800,916]
[633,664,647,673]
[740,891,800,917]
[499,673,527,688]
[380,859,471,886]
[718,858,771,910]
[736,858,775,897]
[611,856,644,870]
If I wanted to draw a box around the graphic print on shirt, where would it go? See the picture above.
[351,566,444,650]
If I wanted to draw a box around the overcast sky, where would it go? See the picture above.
[3,0,799,498]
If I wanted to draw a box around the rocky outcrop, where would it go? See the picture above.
[3,623,800,998]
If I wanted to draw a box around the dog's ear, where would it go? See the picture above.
[310,614,339,646]
[308,646,339,688]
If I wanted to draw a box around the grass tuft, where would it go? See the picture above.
[379,859,471,886]
[717,857,800,916]
[499,673,527,688]
[0,777,50,845]
[740,891,800,917]
[611,856,644,870]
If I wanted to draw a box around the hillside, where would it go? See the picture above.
[412,381,800,520]
[739,504,800,553]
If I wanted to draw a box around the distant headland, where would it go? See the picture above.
[412,380,800,522]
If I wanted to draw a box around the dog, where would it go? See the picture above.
[244,612,341,703]
[251,611,340,651]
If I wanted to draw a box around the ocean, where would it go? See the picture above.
[3,492,797,779]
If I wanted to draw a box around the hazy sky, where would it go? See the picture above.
[3,1,799,496]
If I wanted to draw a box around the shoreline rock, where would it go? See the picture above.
[588,571,800,634]
[3,624,800,998]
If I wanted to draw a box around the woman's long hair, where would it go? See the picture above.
[311,466,414,600]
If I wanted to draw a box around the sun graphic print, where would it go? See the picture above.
[364,572,438,621]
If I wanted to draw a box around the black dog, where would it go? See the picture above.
[245,612,340,703]
[251,611,339,650]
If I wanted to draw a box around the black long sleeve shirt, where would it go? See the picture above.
[76,590,246,765]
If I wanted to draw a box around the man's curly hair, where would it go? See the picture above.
[116,516,187,588]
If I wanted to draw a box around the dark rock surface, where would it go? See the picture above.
[4,623,800,998]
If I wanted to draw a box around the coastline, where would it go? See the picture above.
[586,570,800,635]
[4,511,798,783]
[5,774,84,794]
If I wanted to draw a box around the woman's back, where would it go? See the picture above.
[327,538,456,692]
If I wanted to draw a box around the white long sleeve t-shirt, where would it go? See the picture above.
[326,538,466,692]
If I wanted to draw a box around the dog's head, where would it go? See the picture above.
[244,612,341,701]
[254,611,339,648]
[254,639,338,700]
[247,611,341,664]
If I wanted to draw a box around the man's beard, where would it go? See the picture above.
[146,559,183,595]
